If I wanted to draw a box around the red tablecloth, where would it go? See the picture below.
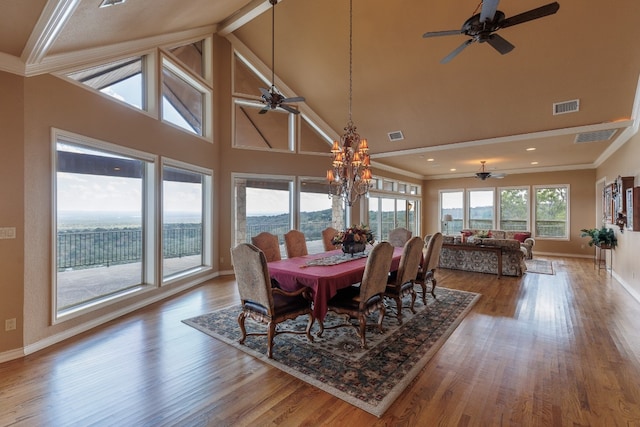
[268,247,403,319]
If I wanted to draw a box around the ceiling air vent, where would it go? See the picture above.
[574,129,617,144]
[100,0,126,7]
[388,130,404,142]
[553,99,580,115]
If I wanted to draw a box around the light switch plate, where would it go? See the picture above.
[0,227,16,239]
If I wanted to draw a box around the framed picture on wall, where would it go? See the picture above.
[604,184,613,223]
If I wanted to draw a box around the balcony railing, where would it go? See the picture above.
[57,226,202,271]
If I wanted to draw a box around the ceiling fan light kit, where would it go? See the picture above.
[423,1,560,63]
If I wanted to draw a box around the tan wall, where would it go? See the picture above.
[596,133,640,297]
[0,71,25,352]
[422,169,597,257]
[21,71,218,347]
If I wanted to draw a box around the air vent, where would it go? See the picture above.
[100,0,126,7]
[553,99,580,115]
[575,129,617,143]
[388,130,404,142]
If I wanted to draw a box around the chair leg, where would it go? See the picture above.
[316,319,324,337]
[430,273,437,299]
[358,314,367,349]
[267,321,276,358]
[418,281,427,305]
[377,305,386,334]
[394,296,403,325]
[237,311,247,344]
[409,287,417,314]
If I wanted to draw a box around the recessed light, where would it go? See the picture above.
[531,161,539,165]
[526,147,536,151]
[450,168,456,172]
[427,158,434,162]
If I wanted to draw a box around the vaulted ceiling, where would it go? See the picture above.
[2,0,639,180]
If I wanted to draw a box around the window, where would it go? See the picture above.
[499,187,529,231]
[233,99,292,151]
[55,135,154,318]
[368,178,421,241]
[440,190,463,234]
[534,185,569,238]
[161,57,211,137]
[468,189,494,229]
[67,56,144,110]
[162,163,212,280]
[299,180,346,254]
[233,175,293,249]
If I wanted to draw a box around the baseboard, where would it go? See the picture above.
[613,271,640,304]
[2,271,220,364]
[532,251,592,259]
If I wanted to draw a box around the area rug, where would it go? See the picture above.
[182,287,480,417]
[525,259,554,275]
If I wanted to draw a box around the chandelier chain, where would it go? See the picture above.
[348,0,353,122]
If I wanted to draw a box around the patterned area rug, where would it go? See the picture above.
[182,287,480,417]
[525,259,554,275]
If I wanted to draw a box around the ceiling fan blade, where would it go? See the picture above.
[487,34,515,55]
[441,39,473,64]
[500,2,560,29]
[423,29,462,38]
[259,106,270,114]
[279,104,300,114]
[282,96,305,103]
[480,0,500,23]
[259,87,271,98]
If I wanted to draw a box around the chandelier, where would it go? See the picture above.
[326,0,372,207]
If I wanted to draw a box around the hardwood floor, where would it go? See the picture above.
[1,256,640,426]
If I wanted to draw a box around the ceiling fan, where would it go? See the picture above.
[422,0,560,64]
[475,161,506,180]
[259,0,305,114]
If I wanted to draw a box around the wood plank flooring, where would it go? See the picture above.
[1,256,640,426]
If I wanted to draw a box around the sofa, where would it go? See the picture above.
[461,229,535,259]
[426,234,527,277]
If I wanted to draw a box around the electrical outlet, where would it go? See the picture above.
[5,318,16,331]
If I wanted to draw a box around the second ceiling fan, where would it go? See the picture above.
[259,0,305,114]
[423,0,560,64]
[475,161,506,180]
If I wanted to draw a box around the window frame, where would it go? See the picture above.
[533,184,570,240]
[497,186,530,231]
[467,188,496,230]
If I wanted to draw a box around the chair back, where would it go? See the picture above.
[284,229,308,258]
[394,236,424,286]
[231,243,273,315]
[359,242,394,306]
[251,232,281,262]
[423,232,444,272]
[388,227,412,247]
[321,227,339,251]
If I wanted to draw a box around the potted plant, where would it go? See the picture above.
[580,226,618,249]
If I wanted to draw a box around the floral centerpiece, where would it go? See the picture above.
[331,224,375,255]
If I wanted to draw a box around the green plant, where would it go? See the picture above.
[580,226,618,249]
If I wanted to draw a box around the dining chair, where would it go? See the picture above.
[416,232,444,303]
[231,243,314,358]
[251,232,282,262]
[284,229,308,258]
[321,226,339,251]
[384,236,423,324]
[318,241,394,349]
[388,227,412,247]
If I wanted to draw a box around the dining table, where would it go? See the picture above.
[267,246,404,320]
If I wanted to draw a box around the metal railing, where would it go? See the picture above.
[57,226,202,270]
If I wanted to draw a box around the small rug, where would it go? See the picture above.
[526,259,554,275]
[182,287,480,417]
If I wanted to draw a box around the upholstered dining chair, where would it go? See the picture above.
[317,241,394,349]
[251,232,281,262]
[231,243,314,359]
[284,229,308,258]
[416,232,444,303]
[388,227,412,247]
[321,226,339,251]
[384,236,423,324]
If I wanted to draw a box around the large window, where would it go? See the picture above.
[55,137,153,317]
[299,179,346,254]
[368,179,421,241]
[54,131,213,320]
[499,187,529,231]
[162,163,212,280]
[440,190,463,234]
[534,185,569,239]
[468,189,495,229]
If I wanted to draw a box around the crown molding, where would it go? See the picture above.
[0,53,26,76]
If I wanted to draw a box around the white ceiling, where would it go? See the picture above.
[2,0,639,180]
